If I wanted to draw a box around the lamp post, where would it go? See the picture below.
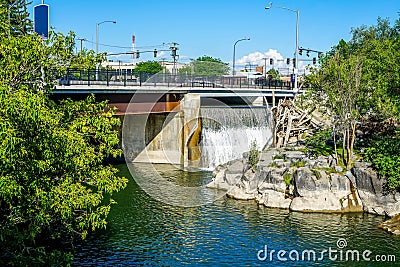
[232,37,250,76]
[265,2,299,91]
[95,20,116,80]
[95,20,116,54]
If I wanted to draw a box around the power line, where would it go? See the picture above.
[83,39,171,50]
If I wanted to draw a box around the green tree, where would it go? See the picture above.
[364,131,400,189]
[348,17,400,189]
[305,41,365,168]
[178,64,193,75]
[134,61,163,74]
[0,91,127,265]
[305,16,400,174]
[349,17,400,118]
[192,56,229,77]
[267,68,280,81]
[0,30,105,91]
[0,4,127,265]
[0,0,32,37]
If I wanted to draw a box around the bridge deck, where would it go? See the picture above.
[54,84,301,97]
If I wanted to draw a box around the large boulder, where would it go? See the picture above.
[283,150,305,163]
[258,167,288,193]
[226,159,247,175]
[207,159,247,190]
[290,167,363,212]
[206,167,231,190]
[256,190,292,209]
[352,163,400,216]
[290,192,343,212]
[293,168,317,197]
[208,148,399,217]
[227,169,258,200]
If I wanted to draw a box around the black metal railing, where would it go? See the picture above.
[57,68,294,89]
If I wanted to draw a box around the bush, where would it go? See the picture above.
[364,131,400,190]
[0,91,128,265]
[283,172,292,186]
[249,140,260,171]
[304,129,334,156]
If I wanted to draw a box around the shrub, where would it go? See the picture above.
[249,140,260,171]
[305,129,334,156]
[364,131,400,189]
[283,172,292,186]
[272,154,284,160]
[290,161,307,168]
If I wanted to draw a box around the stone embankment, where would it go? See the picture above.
[207,146,400,235]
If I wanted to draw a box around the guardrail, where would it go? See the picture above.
[57,69,294,89]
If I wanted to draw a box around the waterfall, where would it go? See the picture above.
[200,107,273,169]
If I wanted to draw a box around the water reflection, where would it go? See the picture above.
[126,163,225,207]
[72,164,400,266]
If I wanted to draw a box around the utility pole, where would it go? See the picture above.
[263,58,267,78]
[77,38,86,53]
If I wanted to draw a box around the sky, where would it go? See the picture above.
[29,0,400,70]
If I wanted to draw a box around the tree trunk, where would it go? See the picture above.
[346,127,351,169]
[342,129,347,167]
[333,125,338,165]
[348,122,357,169]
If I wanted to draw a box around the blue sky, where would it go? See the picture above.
[29,0,400,67]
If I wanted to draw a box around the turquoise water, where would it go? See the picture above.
[73,164,400,266]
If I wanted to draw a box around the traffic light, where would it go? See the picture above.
[269,58,273,65]
[306,50,310,57]
[313,57,317,64]
[153,49,157,57]
[286,58,290,65]
[292,58,296,67]
[171,47,177,57]
[136,50,140,58]
[299,49,303,56]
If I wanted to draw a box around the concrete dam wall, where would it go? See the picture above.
[122,94,273,169]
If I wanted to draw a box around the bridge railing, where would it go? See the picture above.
[57,68,294,89]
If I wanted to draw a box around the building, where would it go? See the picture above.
[102,60,188,74]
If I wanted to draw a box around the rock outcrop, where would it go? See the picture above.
[207,146,400,218]
[378,215,400,236]
[351,162,400,217]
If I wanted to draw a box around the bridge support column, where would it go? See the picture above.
[250,96,265,106]
[272,89,276,107]
[181,94,201,168]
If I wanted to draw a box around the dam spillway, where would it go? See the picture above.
[199,106,273,169]
[122,94,273,169]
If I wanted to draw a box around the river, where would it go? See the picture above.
[72,164,400,266]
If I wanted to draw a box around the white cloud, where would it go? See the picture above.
[157,51,166,58]
[236,49,283,65]
[236,49,312,74]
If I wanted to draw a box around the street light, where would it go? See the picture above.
[265,2,299,91]
[96,20,116,54]
[232,37,250,76]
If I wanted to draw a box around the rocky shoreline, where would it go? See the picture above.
[207,146,400,235]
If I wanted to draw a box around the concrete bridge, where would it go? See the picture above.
[51,70,301,167]
[52,70,301,114]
